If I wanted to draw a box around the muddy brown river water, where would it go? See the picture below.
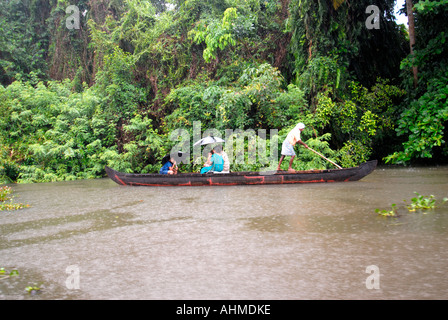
[1,165,448,300]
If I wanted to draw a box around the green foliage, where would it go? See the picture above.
[336,140,372,169]
[95,47,144,120]
[296,55,345,105]
[414,0,448,13]
[287,0,407,166]
[0,186,30,211]
[166,63,307,131]
[0,0,50,85]
[288,132,339,171]
[119,114,168,173]
[0,74,160,182]
[375,203,398,217]
[386,1,448,164]
[25,284,42,295]
[0,186,12,202]
[1,267,44,297]
[385,68,448,164]
[189,7,239,62]
[375,193,448,217]
[313,79,405,167]
[0,267,19,279]
[287,0,406,88]
[0,0,447,184]
[404,192,441,212]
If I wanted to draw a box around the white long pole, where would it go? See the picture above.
[307,147,342,169]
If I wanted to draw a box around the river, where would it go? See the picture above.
[1,165,448,300]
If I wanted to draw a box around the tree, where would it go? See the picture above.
[287,0,407,92]
[385,0,448,164]
[0,0,51,85]
[406,0,418,87]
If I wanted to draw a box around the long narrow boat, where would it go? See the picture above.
[105,160,377,187]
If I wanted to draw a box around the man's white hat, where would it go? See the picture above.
[296,123,305,130]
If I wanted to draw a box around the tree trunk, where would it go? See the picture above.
[406,0,418,88]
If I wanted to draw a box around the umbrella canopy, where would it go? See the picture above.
[161,151,184,164]
[193,135,225,146]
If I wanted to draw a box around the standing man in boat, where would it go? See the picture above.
[277,122,308,171]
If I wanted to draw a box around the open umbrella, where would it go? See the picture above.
[161,151,185,165]
[193,135,225,146]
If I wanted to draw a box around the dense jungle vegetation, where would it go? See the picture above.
[0,0,447,183]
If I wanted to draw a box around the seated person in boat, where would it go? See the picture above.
[159,157,178,175]
[200,148,224,174]
[213,144,230,172]
[277,122,308,171]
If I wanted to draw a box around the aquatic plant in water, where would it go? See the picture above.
[404,192,447,212]
[1,267,43,296]
[0,267,19,280]
[375,203,398,217]
[375,193,448,217]
[0,186,11,201]
[25,284,41,296]
[0,186,30,211]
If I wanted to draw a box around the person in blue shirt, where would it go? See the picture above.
[159,157,177,174]
[200,148,224,174]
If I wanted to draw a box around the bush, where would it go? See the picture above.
[385,66,448,164]
[0,72,163,182]
[313,79,405,165]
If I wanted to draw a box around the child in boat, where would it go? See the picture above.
[159,157,177,174]
[200,148,224,174]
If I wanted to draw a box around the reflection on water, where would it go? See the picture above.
[1,166,448,299]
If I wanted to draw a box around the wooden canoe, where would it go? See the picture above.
[105,160,377,187]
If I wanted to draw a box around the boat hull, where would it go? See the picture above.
[105,160,377,187]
